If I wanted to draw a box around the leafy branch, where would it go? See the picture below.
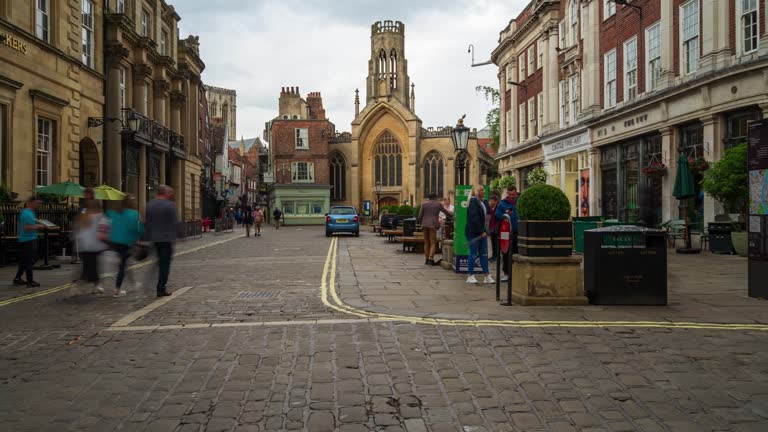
[475,86,500,152]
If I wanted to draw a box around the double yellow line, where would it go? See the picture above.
[0,234,245,308]
[321,237,768,331]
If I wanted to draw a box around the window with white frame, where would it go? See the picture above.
[645,23,662,91]
[295,128,309,149]
[81,0,94,67]
[538,93,544,131]
[519,103,527,142]
[506,63,514,82]
[142,82,148,114]
[559,80,568,128]
[37,118,53,187]
[528,98,536,137]
[527,46,535,76]
[506,110,513,144]
[537,39,544,69]
[519,53,526,80]
[141,10,149,37]
[681,0,700,74]
[559,21,566,49]
[604,0,616,19]
[570,74,580,124]
[569,0,579,46]
[116,0,124,13]
[604,49,617,108]
[119,68,126,110]
[36,0,50,42]
[291,162,314,183]
[741,0,759,54]
[160,30,169,56]
[623,37,638,102]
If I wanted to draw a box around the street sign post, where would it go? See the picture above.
[495,215,514,305]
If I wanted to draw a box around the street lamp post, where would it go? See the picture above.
[451,115,470,185]
[375,180,382,218]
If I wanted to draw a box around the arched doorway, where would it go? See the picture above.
[79,138,99,187]
[379,196,398,210]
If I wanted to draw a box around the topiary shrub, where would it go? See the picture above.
[517,184,571,221]
[397,204,414,217]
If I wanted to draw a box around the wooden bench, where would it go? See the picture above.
[398,236,440,253]
[382,229,404,243]
[370,224,381,233]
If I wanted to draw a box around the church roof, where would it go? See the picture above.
[229,137,268,151]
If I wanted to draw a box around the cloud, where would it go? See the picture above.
[177,0,526,139]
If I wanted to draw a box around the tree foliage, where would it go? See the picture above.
[475,86,500,151]
[701,142,748,219]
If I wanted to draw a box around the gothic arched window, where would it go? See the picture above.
[390,49,398,89]
[455,152,470,186]
[330,151,346,200]
[423,151,444,198]
[378,49,387,80]
[210,102,217,117]
[374,131,402,187]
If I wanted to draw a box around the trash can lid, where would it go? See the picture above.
[585,225,665,234]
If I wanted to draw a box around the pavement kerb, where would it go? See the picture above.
[326,236,768,331]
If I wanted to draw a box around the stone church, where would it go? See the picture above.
[329,21,494,211]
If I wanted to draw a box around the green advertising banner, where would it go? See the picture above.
[453,185,490,257]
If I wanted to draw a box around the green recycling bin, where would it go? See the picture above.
[573,217,603,254]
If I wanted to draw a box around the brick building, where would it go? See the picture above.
[264,88,335,225]
[494,0,768,227]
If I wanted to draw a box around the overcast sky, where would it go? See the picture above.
[178,1,525,140]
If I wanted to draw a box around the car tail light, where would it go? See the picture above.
[326,216,331,223]
[353,215,359,223]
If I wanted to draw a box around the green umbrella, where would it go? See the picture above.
[35,180,86,197]
[93,185,126,201]
[672,153,695,199]
[672,153,697,253]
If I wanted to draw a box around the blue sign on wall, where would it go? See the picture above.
[363,200,371,217]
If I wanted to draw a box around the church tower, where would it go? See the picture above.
[366,21,411,110]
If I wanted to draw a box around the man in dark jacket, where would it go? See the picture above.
[494,186,519,282]
[418,193,453,266]
[145,185,177,297]
[464,187,494,284]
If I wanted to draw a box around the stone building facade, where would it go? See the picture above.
[264,88,334,225]
[205,85,236,142]
[329,21,492,214]
[103,0,206,219]
[0,0,105,197]
[494,0,768,227]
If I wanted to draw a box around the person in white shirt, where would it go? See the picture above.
[438,197,454,239]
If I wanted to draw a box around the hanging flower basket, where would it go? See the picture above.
[688,156,710,173]
[643,163,667,178]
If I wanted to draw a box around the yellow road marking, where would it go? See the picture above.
[0,234,245,308]
[321,236,768,331]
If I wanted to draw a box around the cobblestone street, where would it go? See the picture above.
[1,227,768,432]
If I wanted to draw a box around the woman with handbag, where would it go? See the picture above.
[106,195,144,297]
[75,200,109,294]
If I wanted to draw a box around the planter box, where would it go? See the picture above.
[519,220,573,257]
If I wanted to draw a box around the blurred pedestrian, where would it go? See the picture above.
[13,197,44,287]
[145,185,177,297]
[272,207,282,230]
[418,193,452,266]
[488,195,500,263]
[495,186,519,282]
[465,185,493,285]
[243,205,254,237]
[75,199,109,294]
[253,206,264,236]
[106,194,143,297]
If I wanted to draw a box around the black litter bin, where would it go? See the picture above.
[584,225,667,305]
[403,218,417,237]
[708,222,735,254]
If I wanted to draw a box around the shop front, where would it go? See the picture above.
[272,184,330,225]
[598,133,663,227]
[543,130,592,217]
[506,144,544,193]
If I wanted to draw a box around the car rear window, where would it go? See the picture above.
[330,208,355,215]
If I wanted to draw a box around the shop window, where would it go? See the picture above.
[679,123,705,228]
[312,202,324,215]
[622,143,640,223]
[601,146,618,219]
[643,135,663,227]
[283,201,295,215]
[550,160,562,189]
[725,110,762,150]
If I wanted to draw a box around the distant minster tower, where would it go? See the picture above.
[367,20,411,110]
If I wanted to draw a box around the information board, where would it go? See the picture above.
[748,119,768,298]
[452,185,490,273]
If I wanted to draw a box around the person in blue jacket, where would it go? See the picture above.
[106,194,144,297]
[465,185,494,285]
[494,185,519,282]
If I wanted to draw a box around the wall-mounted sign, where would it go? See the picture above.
[0,32,28,54]
[543,131,591,158]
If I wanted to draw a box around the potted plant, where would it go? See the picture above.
[701,143,748,256]
[516,184,573,257]
[490,175,517,196]
[643,161,667,178]
[527,167,547,186]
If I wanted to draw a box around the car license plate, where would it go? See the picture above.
[337,219,348,223]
